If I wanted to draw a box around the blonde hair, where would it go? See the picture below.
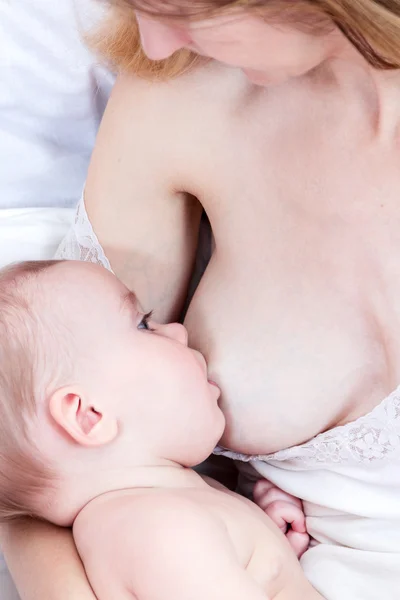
[0,261,63,522]
[90,4,202,78]
[91,0,400,79]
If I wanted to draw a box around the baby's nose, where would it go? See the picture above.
[160,322,189,346]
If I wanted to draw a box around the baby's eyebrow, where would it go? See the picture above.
[121,290,139,313]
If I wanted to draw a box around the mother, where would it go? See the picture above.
[3,0,400,598]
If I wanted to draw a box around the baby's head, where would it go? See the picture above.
[0,260,224,525]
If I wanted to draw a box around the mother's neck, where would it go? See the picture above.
[317,31,400,139]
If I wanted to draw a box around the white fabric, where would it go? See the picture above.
[0,208,74,269]
[215,387,400,599]
[0,0,114,209]
[55,193,112,270]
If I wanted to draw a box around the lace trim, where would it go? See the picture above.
[54,193,113,272]
[215,386,400,467]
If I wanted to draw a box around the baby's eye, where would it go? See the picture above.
[138,311,154,331]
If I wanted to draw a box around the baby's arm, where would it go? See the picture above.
[1,518,97,600]
[253,479,309,558]
[131,506,266,599]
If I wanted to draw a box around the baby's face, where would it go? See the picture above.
[44,262,225,466]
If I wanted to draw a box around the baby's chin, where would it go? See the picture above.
[211,405,227,448]
[196,412,226,463]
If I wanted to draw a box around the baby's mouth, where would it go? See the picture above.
[208,379,220,390]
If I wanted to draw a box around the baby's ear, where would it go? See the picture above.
[48,387,118,447]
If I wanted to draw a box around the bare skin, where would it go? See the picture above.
[0,520,96,600]
[86,59,400,456]
[73,474,322,600]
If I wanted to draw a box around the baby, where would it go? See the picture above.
[0,260,320,600]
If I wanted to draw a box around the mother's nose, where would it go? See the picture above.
[136,13,190,60]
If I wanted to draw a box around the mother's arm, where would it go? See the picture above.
[85,73,203,323]
[1,519,96,600]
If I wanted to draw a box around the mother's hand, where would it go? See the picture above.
[1,519,97,600]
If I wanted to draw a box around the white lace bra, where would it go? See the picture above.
[55,195,400,470]
[215,386,400,468]
[54,194,112,272]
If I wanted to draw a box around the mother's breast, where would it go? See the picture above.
[184,236,389,455]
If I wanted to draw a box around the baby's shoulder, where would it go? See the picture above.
[74,488,237,579]
[74,489,225,547]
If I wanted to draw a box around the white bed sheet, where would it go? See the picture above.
[0,206,74,599]
[0,207,74,269]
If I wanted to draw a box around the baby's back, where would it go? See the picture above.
[73,482,318,600]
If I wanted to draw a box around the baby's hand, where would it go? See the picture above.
[253,479,309,558]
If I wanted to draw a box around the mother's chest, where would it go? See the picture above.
[203,176,400,456]
[215,275,395,454]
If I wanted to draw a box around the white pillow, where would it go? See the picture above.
[0,0,114,210]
